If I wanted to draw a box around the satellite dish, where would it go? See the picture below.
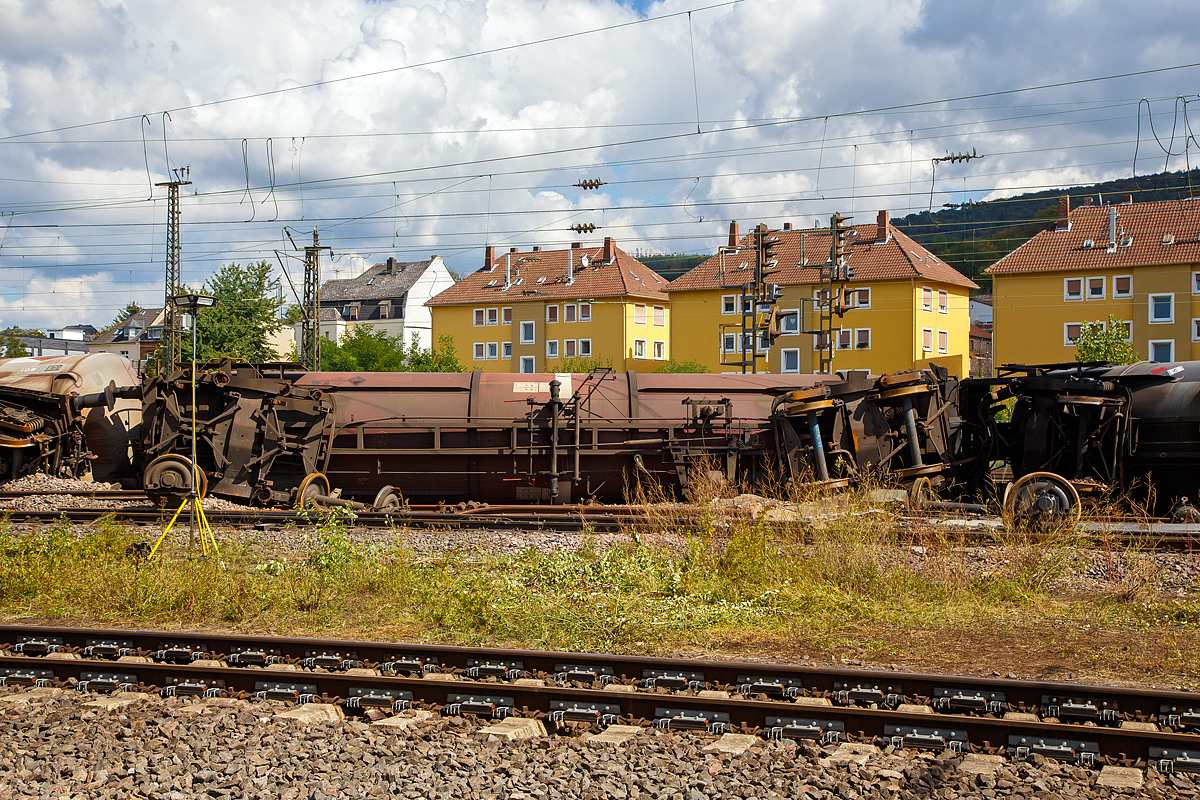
[580,255,590,268]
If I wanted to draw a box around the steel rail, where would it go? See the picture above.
[0,625,1197,765]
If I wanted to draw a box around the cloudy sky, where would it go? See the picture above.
[1,0,1198,329]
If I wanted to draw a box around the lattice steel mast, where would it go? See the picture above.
[156,170,191,369]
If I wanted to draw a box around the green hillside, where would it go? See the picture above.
[894,168,1200,292]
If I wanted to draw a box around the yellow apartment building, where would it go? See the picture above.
[427,238,671,372]
[666,212,977,376]
[987,196,1200,366]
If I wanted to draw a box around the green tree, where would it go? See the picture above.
[403,334,464,372]
[3,334,28,358]
[651,358,710,374]
[193,261,285,362]
[112,301,143,327]
[1074,315,1141,365]
[556,355,615,373]
[319,330,465,373]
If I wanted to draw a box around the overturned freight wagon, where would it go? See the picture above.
[137,362,845,507]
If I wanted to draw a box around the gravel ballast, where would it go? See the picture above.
[0,687,1180,799]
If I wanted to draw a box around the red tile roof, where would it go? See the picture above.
[985,198,1200,275]
[666,220,977,292]
[426,240,668,306]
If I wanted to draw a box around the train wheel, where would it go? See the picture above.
[372,485,403,513]
[295,472,330,509]
[144,455,207,507]
[907,476,932,511]
[1004,471,1081,527]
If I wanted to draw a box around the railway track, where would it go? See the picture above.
[0,624,1196,773]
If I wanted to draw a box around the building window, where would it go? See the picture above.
[855,328,871,349]
[837,329,852,350]
[634,339,646,358]
[922,286,933,312]
[1193,319,1200,342]
[780,309,799,334]
[1194,272,1200,295]
[938,330,949,354]
[1149,293,1174,323]
[578,339,592,357]
[564,339,577,358]
[564,304,576,323]
[486,342,498,360]
[653,340,665,360]
[781,349,800,373]
[854,288,871,308]
[1117,320,1132,341]
[579,303,591,321]
[813,289,830,311]
[757,331,771,351]
[474,308,485,326]
[722,295,736,314]
[938,289,949,314]
[814,332,830,351]
[634,304,647,325]
[502,307,512,324]
[473,342,485,360]
[1087,276,1105,300]
[1114,275,1132,298]
[653,306,665,326]
[1064,278,1083,301]
[520,322,535,344]
[742,296,754,314]
[347,305,358,320]
[922,328,933,352]
[1064,322,1082,345]
[520,356,535,373]
[486,308,498,325]
[546,305,559,324]
[723,333,736,353]
[1150,339,1174,363]
[546,340,558,358]
[379,304,389,319]
[502,342,512,358]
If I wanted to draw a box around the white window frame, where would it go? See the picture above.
[473,308,485,326]
[938,329,949,355]
[1193,319,1200,343]
[1117,320,1132,342]
[836,329,852,350]
[1149,293,1175,324]
[922,286,933,312]
[633,338,646,359]
[1064,278,1083,302]
[742,296,754,314]
[1193,272,1200,295]
[723,333,737,353]
[780,308,799,335]
[854,288,871,309]
[564,304,576,323]
[781,348,800,374]
[1064,322,1083,346]
[473,342,485,360]
[653,306,666,326]
[502,307,512,325]
[1086,276,1105,301]
[1113,275,1132,299]
[564,339,577,358]
[486,308,499,326]
[520,321,535,344]
[922,327,933,353]
[578,339,592,357]
[1149,339,1175,363]
[546,340,558,359]
[520,356,535,374]
[813,289,830,311]
[722,295,737,315]
[346,305,358,321]
[653,340,666,360]
[379,304,389,319]
[546,305,559,324]
[634,304,647,325]
[578,303,591,322]
[502,342,512,359]
[813,332,830,351]
[938,289,949,315]
[486,342,498,360]
[757,331,771,352]
[854,328,871,350]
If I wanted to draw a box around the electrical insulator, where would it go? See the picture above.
[569,223,597,234]
[574,179,606,190]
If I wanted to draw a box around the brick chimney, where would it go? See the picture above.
[1055,195,1070,231]
[603,236,614,263]
[532,246,540,252]
[385,256,395,274]
[509,247,518,253]
[484,245,494,270]
[783,222,792,231]
[876,210,888,242]
[728,221,739,247]
[571,242,581,249]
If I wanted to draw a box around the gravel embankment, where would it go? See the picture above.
[0,687,1178,799]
